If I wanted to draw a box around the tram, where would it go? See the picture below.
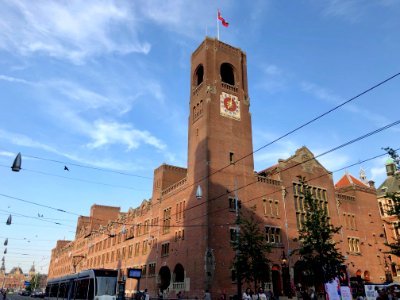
[45,269,118,300]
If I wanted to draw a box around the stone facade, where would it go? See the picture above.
[48,38,389,299]
[0,265,37,290]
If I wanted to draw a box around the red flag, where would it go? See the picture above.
[218,10,229,27]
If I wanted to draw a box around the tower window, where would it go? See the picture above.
[220,63,235,85]
[195,64,204,86]
[229,152,234,164]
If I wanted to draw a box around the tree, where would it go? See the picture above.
[29,273,42,291]
[292,177,344,290]
[231,213,271,291]
[382,147,400,256]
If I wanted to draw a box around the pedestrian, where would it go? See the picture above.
[144,289,150,300]
[243,288,252,300]
[256,287,267,300]
[177,291,183,300]
[265,290,274,300]
[204,290,211,300]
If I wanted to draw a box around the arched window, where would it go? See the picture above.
[195,64,204,86]
[220,63,235,85]
[173,263,185,282]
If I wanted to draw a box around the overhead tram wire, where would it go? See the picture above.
[1,72,399,208]
[0,164,148,192]
[183,146,400,227]
[0,117,398,230]
[8,151,153,180]
[0,144,395,234]
[159,119,400,225]
[0,143,396,258]
[152,71,400,204]
[1,71,398,229]
[0,208,73,227]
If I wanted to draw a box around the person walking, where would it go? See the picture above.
[256,288,267,300]
[243,288,252,300]
[204,290,211,300]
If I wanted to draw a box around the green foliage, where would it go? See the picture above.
[292,177,344,286]
[383,147,400,256]
[29,273,42,291]
[231,213,271,289]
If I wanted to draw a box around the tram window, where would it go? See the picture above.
[50,284,59,297]
[69,281,75,300]
[75,279,90,299]
[88,279,94,299]
[59,282,66,299]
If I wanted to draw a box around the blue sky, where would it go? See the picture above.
[0,0,399,275]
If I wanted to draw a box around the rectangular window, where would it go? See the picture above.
[265,226,281,245]
[141,265,147,277]
[161,243,170,257]
[347,237,361,254]
[293,182,328,230]
[143,240,148,255]
[163,208,172,234]
[148,263,156,276]
[134,242,140,257]
[229,197,236,212]
[128,245,133,258]
[230,228,238,242]
[144,220,150,234]
[229,152,234,164]
[274,201,279,217]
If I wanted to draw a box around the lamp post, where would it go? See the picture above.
[281,250,290,297]
[384,255,393,283]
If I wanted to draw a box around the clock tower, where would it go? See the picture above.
[187,37,255,290]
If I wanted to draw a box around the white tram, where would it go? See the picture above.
[45,269,118,300]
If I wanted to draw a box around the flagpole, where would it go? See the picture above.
[217,10,220,40]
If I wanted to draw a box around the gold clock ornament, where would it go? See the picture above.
[220,92,240,120]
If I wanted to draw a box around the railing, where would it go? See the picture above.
[256,175,281,186]
[221,82,238,93]
[162,177,188,196]
[192,82,204,95]
[336,193,356,202]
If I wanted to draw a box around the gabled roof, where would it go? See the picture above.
[335,172,369,189]
[377,174,400,197]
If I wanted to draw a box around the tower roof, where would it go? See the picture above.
[335,172,369,189]
[9,266,23,274]
[377,175,400,197]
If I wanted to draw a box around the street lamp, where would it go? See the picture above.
[11,152,22,172]
[384,255,393,283]
[281,250,291,297]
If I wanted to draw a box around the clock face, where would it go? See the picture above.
[220,92,240,120]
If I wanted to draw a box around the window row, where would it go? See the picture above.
[343,213,357,230]
[263,199,279,218]
[293,183,327,200]
[176,201,186,222]
[229,226,282,246]
[348,237,361,254]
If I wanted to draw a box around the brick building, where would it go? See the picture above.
[0,263,37,291]
[376,158,400,281]
[48,38,389,298]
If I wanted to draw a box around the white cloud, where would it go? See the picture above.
[301,81,390,126]
[0,74,31,84]
[322,0,364,21]
[87,120,166,151]
[0,151,15,157]
[256,64,287,93]
[0,129,59,153]
[0,0,151,64]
